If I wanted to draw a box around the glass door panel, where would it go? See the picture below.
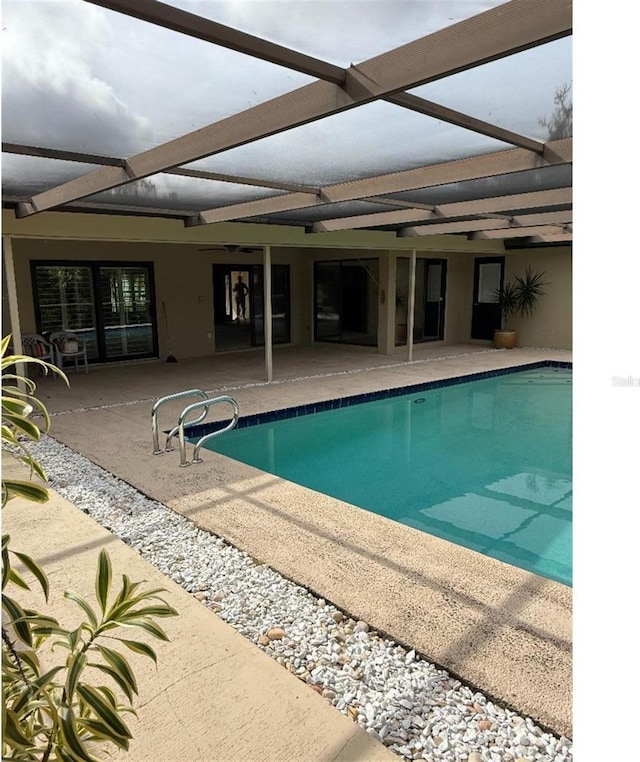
[32,264,99,359]
[314,259,378,346]
[471,257,504,340]
[99,266,155,359]
[315,262,341,341]
[423,259,447,341]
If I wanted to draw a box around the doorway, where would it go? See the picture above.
[471,256,504,340]
[314,259,379,346]
[212,264,290,351]
[423,259,447,341]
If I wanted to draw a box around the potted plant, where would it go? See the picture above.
[494,266,548,349]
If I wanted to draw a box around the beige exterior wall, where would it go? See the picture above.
[6,238,308,360]
[504,247,572,350]
[2,210,571,357]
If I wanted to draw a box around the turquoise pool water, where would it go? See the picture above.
[199,367,572,585]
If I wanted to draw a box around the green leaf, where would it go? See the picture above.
[95,685,118,709]
[55,746,79,762]
[94,645,138,697]
[64,590,98,629]
[2,593,33,646]
[87,663,134,703]
[126,603,178,619]
[11,648,41,677]
[95,550,112,615]
[11,613,59,630]
[3,479,50,504]
[67,625,85,652]
[77,717,130,751]
[76,683,133,740]
[118,617,170,641]
[2,534,11,590]
[2,707,35,749]
[2,396,33,415]
[66,651,88,698]
[12,665,65,714]
[59,704,102,762]
[119,639,158,665]
[8,566,31,590]
[12,550,50,600]
[14,453,48,483]
[6,413,42,441]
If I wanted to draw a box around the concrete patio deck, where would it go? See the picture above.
[4,461,396,762]
[12,342,573,740]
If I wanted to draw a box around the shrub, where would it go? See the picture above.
[2,335,178,760]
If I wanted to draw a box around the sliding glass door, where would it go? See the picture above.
[99,266,155,359]
[32,261,157,363]
[314,259,379,346]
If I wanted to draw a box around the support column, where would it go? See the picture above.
[2,236,26,386]
[263,245,273,382]
[378,252,396,355]
[407,250,417,362]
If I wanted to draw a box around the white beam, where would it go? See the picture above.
[264,245,273,383]
[471,224,569,240]
[407,251,417,362]
[2,237,26,388]
[318,188,572,233]
[400,209,573,237]
[196,138,572,225]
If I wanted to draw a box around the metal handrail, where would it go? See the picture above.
[177,396,240,467]
[151,389,208,454]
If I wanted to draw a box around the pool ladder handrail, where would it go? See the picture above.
[151,388,208,454]
[176,396,240,467]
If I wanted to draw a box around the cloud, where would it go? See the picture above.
[212,0,500,65]
[2,0,152,155]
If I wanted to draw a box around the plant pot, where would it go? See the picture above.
[493,328,517,349]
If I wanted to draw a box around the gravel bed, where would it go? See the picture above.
[28,435,573,762]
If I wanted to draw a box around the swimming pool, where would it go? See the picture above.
[194,363,572,586]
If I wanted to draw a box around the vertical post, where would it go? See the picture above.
[407,250,417,362]
[378,253,396,355]
[264,245,273,383]
[2,236,26,389]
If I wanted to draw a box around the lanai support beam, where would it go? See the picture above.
[314,187,572,233]
[264,245,273,383]
[16,0,571,218]
[400,209,573,237]
[192,138,572,226]
[407,251,417,363]
[2,237,26,389]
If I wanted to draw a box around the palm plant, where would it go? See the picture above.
[496,266,548,328]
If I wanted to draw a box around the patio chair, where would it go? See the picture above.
[21,334,56,375]
[50,331,89,374]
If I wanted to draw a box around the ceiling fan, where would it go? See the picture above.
[197,244,263,253]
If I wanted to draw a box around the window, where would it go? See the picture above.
[32,261,157,363]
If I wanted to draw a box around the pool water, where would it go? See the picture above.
[200,367,572,586]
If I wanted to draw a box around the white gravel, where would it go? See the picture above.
[28,434,573,762]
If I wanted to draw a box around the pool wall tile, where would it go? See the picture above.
[185,360,572,437]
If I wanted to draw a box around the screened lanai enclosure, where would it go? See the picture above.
[1,0,572,372]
